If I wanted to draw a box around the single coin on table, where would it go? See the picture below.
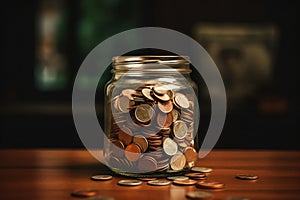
[118,179,142,186]
[173,179,198,186]
[167,176,189,181]
[225,197,251,200]
[147,179,171,186]
[236,174,259,180]
[191,167,213,173]
[186,191,213,200]
[87,196,115,200]
[71,189,99,198]
[196,180,225,189]
[91,175,113,181]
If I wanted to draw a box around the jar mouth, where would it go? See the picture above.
[112,55,191,74]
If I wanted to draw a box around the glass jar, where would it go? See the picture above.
[104,55,200,177]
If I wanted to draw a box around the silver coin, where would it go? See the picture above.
[186,191,212,200]
[118,179,142,186]
[167,176,189,181]
[91,175,113,181]
[147,179,171,186]
[191,167,213,173]
[88,196,115,200]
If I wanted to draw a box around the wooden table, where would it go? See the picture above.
[0,149,299,200]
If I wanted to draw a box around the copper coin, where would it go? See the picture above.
[71,189,99,197]
[184,147,198,163]
[91,175,113,181]
[87,196,115,200]
[118,95,130,113]
[157,112,173,128]
[137,156,158,172]
[163,138,178,156]
[135,104,154,123]
[236,174,259,180]
[196,180,225,189]
[153,92,170,101]
[153,85,168,95]
[184,172,207,180]
[186,191,213,200]
[173,120,188,139]
[171,109,180,122]
[111,140,125,157]
[133,135,148,153]
[173,179,198,186]
[174,93,190,109]
[158,100,173,113]
[118,127,133,146]
[118,179,142,186]
[122,89,136,100]
[125,143,141,162]
[170,152,186,171]
[141,88,155,101]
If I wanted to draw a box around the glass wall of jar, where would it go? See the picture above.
[104,56,199,176]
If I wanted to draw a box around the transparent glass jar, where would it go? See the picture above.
[104,55,199,177]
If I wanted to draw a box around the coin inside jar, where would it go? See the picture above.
[184,147,198,163]
[137,155,158,172]
[141,88,155,101]
[170,152,186,171]
[133,135,148,153]
[174,93,190,109]
[163,138,178,156]
[135,104,154,123]
[173,120,188,139]
[125,144,142,162]
[118,127,133,146]
[157,112,173,128]
[158,100,173,113]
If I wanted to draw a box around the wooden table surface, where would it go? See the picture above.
[0,149,300,200]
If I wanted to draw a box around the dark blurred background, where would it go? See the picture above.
[0,0,299,149]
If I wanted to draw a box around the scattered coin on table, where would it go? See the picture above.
[118,179,142,186]
[191,167,213,173]
[225,197,251,200]
[91,175,113,181]
[137,177,158,181]
[184,172,207,180]
[71,189,99,198]
[147,179,171,186]
[173,179,198,186]
[236,174,259,180]
[186,191,213,200]
[196,180,225,189]
[167,176,189,181]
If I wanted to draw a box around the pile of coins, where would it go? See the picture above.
[106,84,198,173]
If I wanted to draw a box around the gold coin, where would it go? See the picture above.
[153,92,170,101]
[184,147,198,163]
[141,88,155,101]
[163,138,178,156]
[158,100,173,113]
[133,135,148,153]
[196,180,225,189]
[121,89,136,100]
[171,109,180,122]
[135,104,154,123]
[173,120,188,139]
[174,93,189,109]
[170,152,186,171]
[153,85,168,95]
[125,143,142,162]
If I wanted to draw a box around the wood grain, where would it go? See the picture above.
[0,149,299,200]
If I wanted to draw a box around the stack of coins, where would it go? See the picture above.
[106,84,198,174]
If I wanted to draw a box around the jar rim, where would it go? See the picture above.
[112,55,191,73]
